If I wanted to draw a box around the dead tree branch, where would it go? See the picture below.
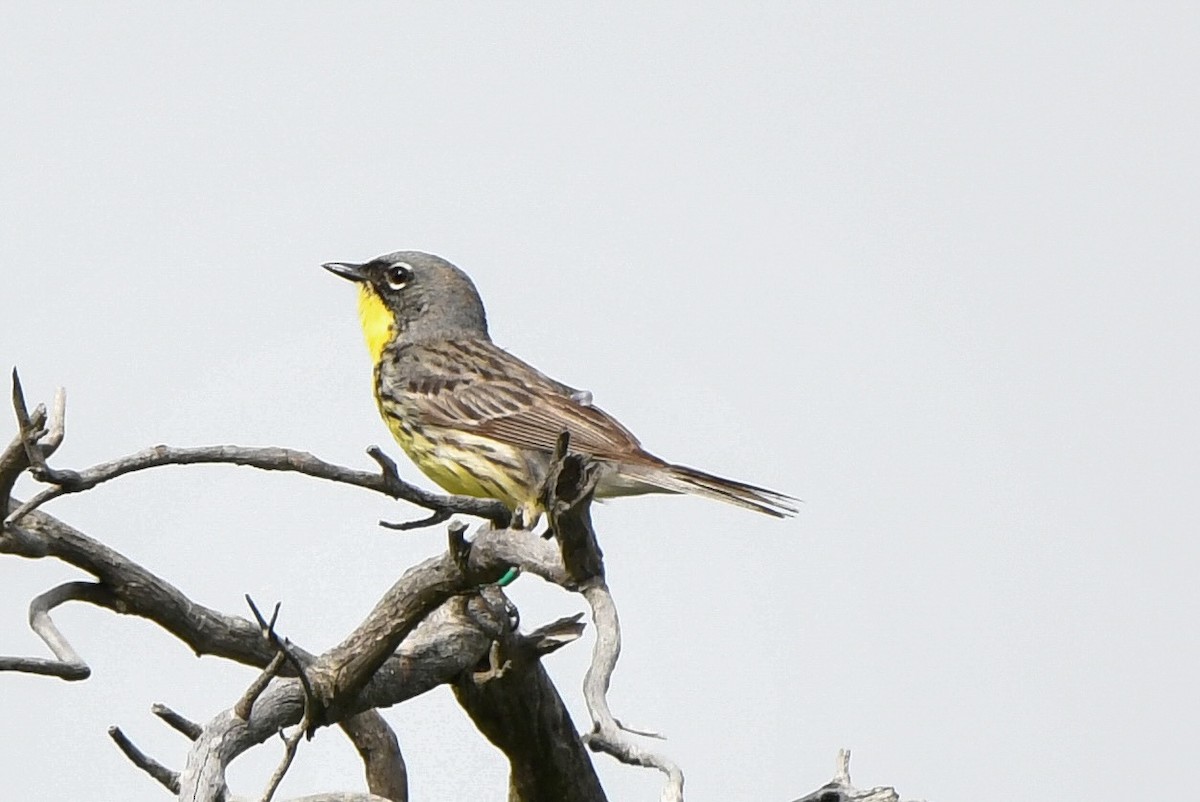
[0,580,111,679]
[176,592,508,801]
[539,436,685,801]
[153,703,203,740]
[5,442,510,529]
[1,376,702,802]
[3,368,509,529]
[790,750,915,802]
[108,725,181,794]
[338,712,408,802]
[453,609,602,802]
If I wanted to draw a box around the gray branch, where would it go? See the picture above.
[2,369,508,529]
[0,376,772,802]
[0,580,110,679]
[580,579,683,802]
[790,750,916,802]
[177,593,506,800]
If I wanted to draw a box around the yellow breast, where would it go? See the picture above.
[358,285,395,364]
[360,293,546,527]
[375,394,537,508]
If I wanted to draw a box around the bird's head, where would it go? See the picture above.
[323,251,489,359]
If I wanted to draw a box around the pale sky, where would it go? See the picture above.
[2,4,1197,801]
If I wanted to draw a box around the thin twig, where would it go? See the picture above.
[152,703,202,740]
[11,370,79,487]
[836,748,852,785]
[0,581,114,680]
[43,387,66,455]
[379,508,452,530]
[5,371,507,526]
[4,441,509,526]
[0,401,45,506]
[580,580,684,802]
[108,726,181,794]
[246,596,320,731]
[236,651,287,720]
[4,486,60,528]
[259,714,310,802]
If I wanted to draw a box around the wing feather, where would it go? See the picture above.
[393,339,649,460]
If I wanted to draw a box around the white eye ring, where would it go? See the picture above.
[385,263,412,290]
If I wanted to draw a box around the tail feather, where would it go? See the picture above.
[616,461,799,518]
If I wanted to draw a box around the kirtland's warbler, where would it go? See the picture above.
[324,251,797,528]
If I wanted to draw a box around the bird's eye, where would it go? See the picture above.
[384,263,412,290]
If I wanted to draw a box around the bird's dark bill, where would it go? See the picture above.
[322,261,370,282]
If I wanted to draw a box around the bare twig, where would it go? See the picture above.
[0,375,48,517]
[152,703,202,740]
[108,725,180,794]
[0,581,115,680]
[246,596,320,729]
[379,508,452,530]
[580,580,684,802]
[260,713,311,802]
[11,371,78,488]
[177,594,510,801]
[2,379,687,802]
[5,441,510,527]
[2,375,507,528]
[236,651,287,720]
[4,486,59,528]
[44,386,66,455]
[534,435,682,799]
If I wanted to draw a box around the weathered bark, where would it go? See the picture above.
[1,375,922,802]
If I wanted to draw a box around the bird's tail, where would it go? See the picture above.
[618,461,799,518]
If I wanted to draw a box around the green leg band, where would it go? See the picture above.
[496,566,521,587]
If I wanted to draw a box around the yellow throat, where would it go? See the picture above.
[358,285,395,362]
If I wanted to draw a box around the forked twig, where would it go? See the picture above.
[5,371,510,530]
[245,596,318,727]
[259,712,311,802]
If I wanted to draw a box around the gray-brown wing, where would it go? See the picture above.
[398,339,649,460]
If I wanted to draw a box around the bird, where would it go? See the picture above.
[323,251,797,528]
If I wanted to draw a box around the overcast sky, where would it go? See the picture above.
[2,4,1197,801]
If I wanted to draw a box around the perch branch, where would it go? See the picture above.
[4,371,508,527]
[541,433,684,800]
[5,441,509,528]
[175,503,620,802]
[1,499,592,801]
[3,381,419,795]
[3,382,670,802]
